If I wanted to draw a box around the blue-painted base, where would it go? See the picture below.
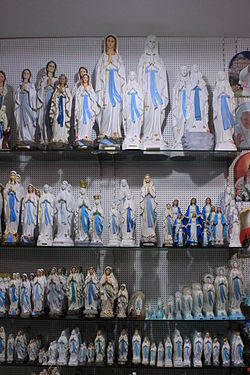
[228,311,245,320]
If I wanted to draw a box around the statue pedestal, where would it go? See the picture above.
[182,132,214,150]
[53,237,74,247]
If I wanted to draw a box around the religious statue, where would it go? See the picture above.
[79,342,87,365]
[0,71,11,150]
[53,181,74,246]
[140,174,158,246]
[222,337,230,366]
[74,73,99,147]
[72,66,88,97]
[118,329,128,364]
[37,184,55,246]
[174,291,183,319]
[193,331,203,367]
[106,341,114,365]
[213,71,237,150]
[68,328,80,366]
[173,214,186,247]
[228,257,245,319]
[121,192,136,247]
[163,203,173,246]
[172,65,189,150]
[32,269,45,316]
[49,74,72,147]
[0,186,3,241]
[117,284,128,318]
[74,180,91,245]
[108,202,121,246]
[0,327,6,363]
[204,332,212,366]
[46,267,65,317]
[132,329,141,364]
[171,199,182,222]
[184,197,202,224]
[9,273,20,316]
[66,266,83,316]
[211,206,227,246]
[6,334,14,363]
[202,197,212,223]
[118,179,131,210]
[90,195,104,246]
[182,286,193,320]
[212,337,220,366]
[100,266,118,318]
[15,331,28,362]
[231,332,244,366]
[95,34,126,140]
[95,330,105,364]
[122,71,144,149]
[57,329,69,366]
[20,273,32,318]
[183,337,191,367]
[229,208,242,247]
[157,341,164,367]
[0,106,9,150]
[164,336,173,367]
[0,278,7,317]
[151,298,165,320]
[37,61,57,146]
[214,266,228,319]
[202,273,215,319]
[48,340,58,365]
[83,266,99,317]
[87,342,95,364]
[186,212,202,246]
[14,69,37,148]
[128,291,146,319]
[150,341,157,366]
[202,221,210,247]
[192,283,204,320]
[20,184,37,244]
[173,328,183,367]
[138,35,169,150]
[142,336,150,365]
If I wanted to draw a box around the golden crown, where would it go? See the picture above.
[93,194,100,200]
[80,179,88,188]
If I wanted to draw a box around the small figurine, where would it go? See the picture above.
[0,278,7,317]
[145,303,152,320]
[48,340,58,365]
[78,342,87,365]
[186,212,202,246]
[0,105,9,150]
[174,292,182,319]
[95,330,105,364]
[100,266,118,318]
[231,332,244,366]
[117,284,129,318]
[202,274,215,320]
[214,266,228,319]
[121,192,136,247]
[118,179,131,213]
[173,214,186,247]
[222,337,230,366]
[128,291,146,320]
[0,70,11,150]
[0,327,6,363]
[90,195,104,246]
[74,179,91,245]
[87,342,95,364]
[68,328,80,366]
[202,197,212,222]
[15,331,28,362]
[164,336,173,367]
[132,329,141,364]
[108,202,121,246]
[122,71,143,149]
[37,184,55,246]
[32,269,45,316]
[184,197,202,225]
[66,266,83,316]
[118,329,128,365]
[171,199,182,223]
[191,283,204,320]
[83,266,99,318]
[46,267,65,317]
[229,208,242,247]
[182,286,193,320]
[157,341,164,367]
[9,273,20,316]
[212,337,220,366]
[20,184,37,244]
[204,332,212,366]
[166,296,174,320]
[228,257,245,319]
[150,341,157,366]
[173,328,183,367]
[72,66,88,97]
[163,203,173,247]
[7,334,14,363]
[140,174,158,246]
[151,298,165,320]
[142,336,150,365]
[138,35,169,150]
[49,74,72,147]
[57,330,69,366]
[201,221,210,247]
[183,337,191,367]
[20,273,32,318]
[211,206,227,246]
[193,331,203,367]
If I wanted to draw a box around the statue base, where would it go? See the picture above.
[228,310,245,320]
[68,360,79,366]
[98,136,121,151]
[163,241,173,247]
[32,310,44,317]
[49,311,64,319]
[215,312,228,320]
[120,239,135,247]
[142,138,168,151]
[118,360,127,365]
[182,132,214,150]
[215,141,237,151]
[140,241,157,247]
[20,312,31,319]
[90,240,103,247]
[74,138,95,149]
[3,232,19,245]
[74,239,91,247]
[229,240,242,247]
[37,236,53,247]
[174,360,183,367]
[193,359,202,367]
[66,308,82,318]
[20,236,36,246]
[49,141,69,150]
[193,313,204,320]
[83,308,98,318]
[165,360,173,367]
[122,139,142,150]
[53,237,74,247]
[184,315,193,320]
[183,360,191,367]
[107,239,120,247]
[204,312,214,320]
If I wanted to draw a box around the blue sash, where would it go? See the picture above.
[0,95,2,109]
[9,192,17,222]
[149,69,163,108]
[57,95,65,127]
[221,94,234,130]
[168,346,171,359]
[94,214,103,236]
[27,201,34,226]
[81,205,89,233]
[121,340,125,355]
[71,281,76,304]
[197,342,201,355]
[224,348,229,360]
[0,338,2,353]
[130,92,140,123]
[21,287,29,306]
[61,201,66,224]
[182,88,186,119]
[198,294,202,308]
[107,68,121,106]
[0,123,3,139]
[44,201,51,225]
[12,285,17,302]
[193,86,201,121]
[177,341,181,357]
[82,93,92,124]
[208,290,213,306]
[135,341,139,357]
[72,340,76,353]
[88,281,97,304]
[112,214,117,234]
[220,284,226,303]
[127,207,134,233]
[35,284,40,305]
[234,277,241,301]
[146,194,156,228]
[0,291,4,306]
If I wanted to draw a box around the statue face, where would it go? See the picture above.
[167,203,171,209]
[61,182,67,191]
[191,198,196,205]
[59,75,66,85]
[28,185,33,194]
[89,267,94,275]
[0,72,5,84]
[217,71,226,81]
[241,111,250,130]
[10,172,16,182]
[180,66,188,77]
[121,179,127,187]
[219,268,224,276]
[37,270,42,277]
[47,62,56,74]
[23,69,31,80]
[217,207,221,213]
[144,174,151,183]
[82,74,89,84]
[106,36,116,51]
[192,212,196,218]
[192,64,199,74]
[79,67,87,78]
[206,197,211,205]
[146,35,156,50]
[105,268,111,276]
[72,267,76,274]
[44,185,49,193]
[129,71,136,81]
[173,199,178,206]
[16,175,21,183]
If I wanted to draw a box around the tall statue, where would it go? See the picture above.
[0,185,3,241]
[121,192,136,247]
[100,266,118,318]
[37,184,55,246]
[142,336,150,365]
[90,195,104,245]
[202,274,215,319]
[53,181,74,246]
[191,283,204,320]
[108,202,120,247]
[32,269,46,316]
[228,257,245,319]
[37,61,57,146]
[9,273,20,316]
[14,69,37,148]
[164,336,173,367]
[68,328,80,366]
[0,105,9,150]
[118,179,131,212]
[140,174,158,246]
[117,284,129,318]
[173,328,183,367]
[46,267,65,317]
[214,266,228,319]
[66,266,83,316]
[0,71,11,150]
[20,273,32,318]
[72,66,88,97]
[182,286,193,320]
[95,34,126,140]
[138,35,168,149]
[94,330,105,364]
[74,73,99,147]
[229,208,242,247]
[132,329,141,364]
[213,71,236,150]
[122,71,144,149]
[0,327,6,363]
[211,206,227,246]
[172,65,189,150]
[74,180,91,245]
[118,329,128,364]
[20,184,37,244]
[163,203,173,247]
[193,331,203,367]
[183,337,191,367]
[83,267,99,318]
[49,74,72,147]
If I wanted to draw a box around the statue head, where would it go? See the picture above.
[105,34,117,53]
[16,174,21,184]
[105,266,112,276]
[217,206,222,213]
[28,184,33,194]
[180,65,189,77]
[59,74,67,86]
[205,197,211,205]
[78,66,88,79]
[21,273,27,281]
[46,61,57,76]
[144,174,151,184]
[217,70,226,82]
[36,269,42,277]
[61,181,68,191]
[9,170,17,183]
[191,197,196,205]
[191,64,199,74]
[89,266,95,276]
[192,212,197,218]
[0,70,6,86]
[82,73,90,85]
[128,71,136,82]
[121,179,128,188]
[43,184,50,193]
[145,35,157,52]
[120,283,126,291]
[22,69,32,82]
[166,203,171,209]
[80,179,87,189]
[93,194,100,205]
[173,199,179,207]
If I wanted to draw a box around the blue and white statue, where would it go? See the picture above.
[74,180,91,245]
[91,195,104,246]
[163,203,173,247]
[171,199,182,223]
[202,274,215,320]
[173,328,183,367]
[175,291,183,319]
[108,202,120,247]
[151,298,165,320]
[184,198,202,225]
[4,171,21,244]
[118,329,128,364]
[150,342,157,366]
[121,192,136,247]
[201,221,210,247]
[0,105,8,150]
[57,329,69,366]
[172,66,189,150]
[66,266,83,315]
[95,34,126,140]
[231,332,244,366]
[193,331,203,367]
[202,197,212,223]
[140,174,158,246]
[83,267,99,318]
[145,303,152,320]
[228,257,245,319]
[157,341,164,367]
[20,184,37,244]
[186,213,202,246]
[107,341,114,365]
[0,278,7,317]
[20,273,32,318]
[68,328,80,366]
[95,330,105,364]
[87,342,95,364]
[142,336,150,365]
[164,336,173,367]
[173,214,186,247]
[214,266,228,319]
[9,273,20,316]
[15,330,28,362]
[222,338,230,366]
[0,327,6,363]
[117,284,128,319]
[191,283,204,320]
[79,342,87,365]
[229,208,242,247]
[32,269,45,316]
[138,35,169,150]
[204,332,212,366]
[7,334,14,363]
[48,340,57,365]
[132,329,141,364]
[183,337,191,367]
[122,71,143,150]
[182,286,193,320]
[212,337,220,366]
[166,296,174,320]
[46,267,65,317]
[213,71,236,151]
[37,184,55,246]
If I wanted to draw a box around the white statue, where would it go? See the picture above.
[173,328,183,367]
[48,340,58,365]
[183,337,191,367]
[121,192,136,247]
[87,342,95,364]
[37,61,57,145]
[74,73,99,146]
[186,64,209,132]
[202,274,215,319]
[192,283,204,320]
[9,273,20,316]
[140,174,158,246]
[163,203,173,246]
[122,71,144,149]
[213,71,236,150]
[0,70,11,150]
[193,331,203,367]
[20,184,37,244]
[107,341,114,365]
[90,195,104,245]
[157,341,164,367]
[0,277,7,317]
[118,179,131,212]
[0,105,8,149]
[20,273,32,318]
[172,65,189,150]
[228,257,245,319]
[72,66,88,97]
[100,266,118,318]
[14,69,37,147]
[95,34,126,139]
[117,284,128,318]
[204,332,212,366]
[66,266,83,315]
[108,202,120,246]
[231,332,244,366]
[214,266,228,319]
[0,186,3,240]
[182,286,193,320]
[212,337,220,366]
[32,269,45,316]
[175,291,182,319]
[118,329,128,364]
[132,329,141,364]
[37,184,55,246]
[78,342,87,365]
[53,181,74,246]
[15,331,28,362]
[150,342,157,366]
[138,35,169,150]
[95,330,105,364]
[222,338,230,366]
[49,74,72,146]
[57,330,69,366]
[6,334,14,363]
[0,327,6,363]
[74,180,91,245]
[68,328,80,366]
[83,267,99,317]
[229,208,242,247]
[142,337,150,365]
[164,336,173,367]
[46,267,65,317]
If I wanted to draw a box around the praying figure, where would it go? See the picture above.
[37,184,55,246]
[20,184,37,244]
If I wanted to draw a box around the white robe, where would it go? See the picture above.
[186,76,208,132]
[38,192,54,242]
[21,192,37,238]
[172,77,189,149]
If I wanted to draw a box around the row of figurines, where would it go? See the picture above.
[0,326,245,368]
[0,172,242,248]
[0,35,244,152]
[0,255,245,321]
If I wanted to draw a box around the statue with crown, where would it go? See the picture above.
[74,179,92,246]
[90,194,104,246]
